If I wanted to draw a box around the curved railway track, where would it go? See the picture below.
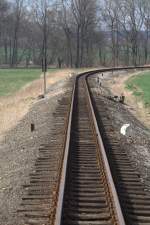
[20,66,150,225]
[53,75,125,225]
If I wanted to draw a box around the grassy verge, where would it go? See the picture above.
[126,71,150,107]
[0,68,56,96]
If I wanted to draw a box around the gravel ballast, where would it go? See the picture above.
[0,77,73,225]
[91,73,150,191]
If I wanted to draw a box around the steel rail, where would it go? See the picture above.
[53,66,150,225]
[54,77,77,225]
[84,76,126,225]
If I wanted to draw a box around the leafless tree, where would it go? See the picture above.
[70,0,97,67]
[11,0,25,66]
[0,0,150,67]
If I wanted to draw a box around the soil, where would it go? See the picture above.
[105,70,150,128]
[0,69,74,141]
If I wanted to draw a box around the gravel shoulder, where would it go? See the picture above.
[0,69,75,141]
[92,71,150,191]
[0,71,74,225]
[104,70,150,128]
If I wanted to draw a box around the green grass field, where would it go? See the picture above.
[0,68,56,96]
[126,71,150,107]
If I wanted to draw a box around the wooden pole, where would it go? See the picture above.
[42,1,47,97]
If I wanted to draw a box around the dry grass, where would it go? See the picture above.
[0,68,100,140]
[108,71,150,128]
[0,69,74,140]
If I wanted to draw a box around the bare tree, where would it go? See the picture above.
[60,0,73,67]
[123,0,144,65]
[0,0,10,64]
[70,0,97,67]
[101,0,121,66]
[32,0,51,95]
[11,0,25,67]
[0,0,150,68]
[141,0,150,64]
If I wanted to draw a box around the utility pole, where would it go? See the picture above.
[42,0,47,97]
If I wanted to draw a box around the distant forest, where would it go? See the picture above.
[0,0,150,68]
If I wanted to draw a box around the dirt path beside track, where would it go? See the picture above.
[105,70,150,128]
[0,69,74,141]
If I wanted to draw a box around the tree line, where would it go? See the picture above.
[0,0,150,68]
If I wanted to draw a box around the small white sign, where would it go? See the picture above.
[120,124,130,135]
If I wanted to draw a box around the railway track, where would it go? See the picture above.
[20,66,150,225]
[88,76,150,225]
[53,75,125,225]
